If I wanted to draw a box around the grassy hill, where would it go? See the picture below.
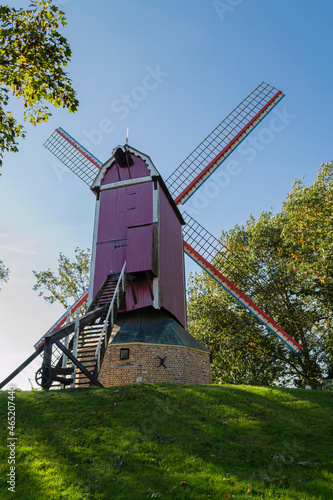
[0,384,332,499]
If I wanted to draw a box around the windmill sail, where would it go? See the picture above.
[182,212,302,353]
[166,82,284,205]
[44,127,102,185]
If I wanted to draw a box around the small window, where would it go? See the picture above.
[120,348,129,360]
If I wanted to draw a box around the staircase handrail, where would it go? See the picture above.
[95,262,126,369]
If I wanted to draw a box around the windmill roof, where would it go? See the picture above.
[111,307,208,352]
[91,144,161,189]
[90,144,185,225]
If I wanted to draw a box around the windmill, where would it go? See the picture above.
[0,82,302,391]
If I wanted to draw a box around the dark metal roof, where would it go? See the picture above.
[111,307,208,352]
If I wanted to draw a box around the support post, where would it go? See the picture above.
[42,338,52,388]
[60,308,71,389]
[71,311,80,388]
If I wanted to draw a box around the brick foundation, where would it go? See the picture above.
[98,342,211,386]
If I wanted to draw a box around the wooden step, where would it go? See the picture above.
[78,341,101,346]
[77,346,99,353]
[77,358,96,364]
[88,274,118,311]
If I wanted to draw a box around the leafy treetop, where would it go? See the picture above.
[32,247,90,314]
[0,0,79,169]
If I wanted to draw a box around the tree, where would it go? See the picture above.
[187,162,333,387]
[32,247,90,313]
[0,0,79,170]
[0,259,9,290]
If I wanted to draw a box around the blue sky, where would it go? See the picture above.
[1,0,332,389]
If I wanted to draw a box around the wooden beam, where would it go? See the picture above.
[43,338,52,368]
[55,340,104,388]
[52,376,73,386]
[0,346,44,389]
[129,279,137,305]
[52,367,74,376]
[42,338,53,388]
[45,307,104,343]
[145,271,154,300]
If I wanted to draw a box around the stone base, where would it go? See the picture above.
[98,342,211,386]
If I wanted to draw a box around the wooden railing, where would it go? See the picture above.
[95,262,126,372]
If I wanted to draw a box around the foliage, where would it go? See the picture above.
[0,258,9,289]
[280,162,333,307]
[188,162,333,387]
[0,0,78,170]
[32,247,90,313]
[0,384,332,499]
[187,274,288,386]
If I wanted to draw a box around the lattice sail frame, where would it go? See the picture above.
[42,82,302,353]
[44,127,102,185]
[165,82,284,205]
[182,213,302,353]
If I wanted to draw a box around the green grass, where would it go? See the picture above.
[0,384,332,499]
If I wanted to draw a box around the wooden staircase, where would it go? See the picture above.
[88,273,120,312]
[75,323,105,387]
[32,263,127,390]
[74,269,126,387]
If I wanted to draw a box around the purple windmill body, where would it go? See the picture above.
[89,146,186,326]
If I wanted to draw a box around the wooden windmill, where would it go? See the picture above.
[0,82,302,391]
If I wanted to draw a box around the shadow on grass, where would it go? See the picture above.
[0,384,332,499]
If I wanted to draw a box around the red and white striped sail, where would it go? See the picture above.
[182,212,302,353]
[185,242,301,353]
[165,82,284,205]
